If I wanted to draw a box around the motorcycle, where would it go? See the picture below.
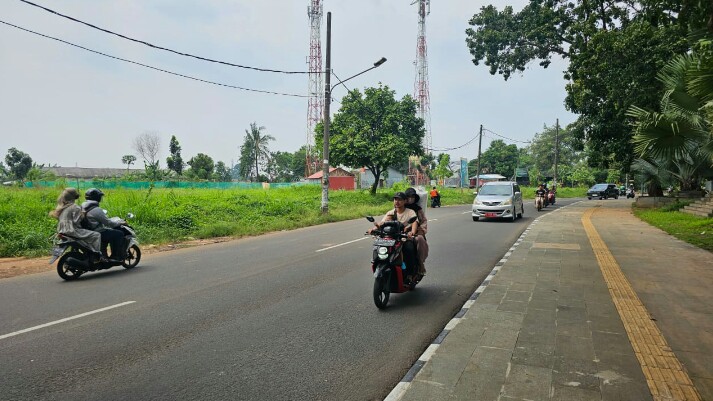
[365,215,419,309]
[548,191,556,205]
[50,213,141,281]
[626,188,635,199]
[535,194,545,211]
[431,195,441,208]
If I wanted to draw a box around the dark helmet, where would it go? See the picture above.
[85,188,104,202]
[404,187,420,203]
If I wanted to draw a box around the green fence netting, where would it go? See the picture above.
[24,180,318,190]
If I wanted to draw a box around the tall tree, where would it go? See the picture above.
[4,148,33,181]
[477,140,519,178]
[291,146,308,179]
[465,1,710,166]
[133,131,161,168]
[268,151,296,182]
[315,85,425,194]
[121,155,136,173]
[526,124,582,176]
[239,122,275,181]
[432,153,453,183]
[166,135,184,176]
[186,153,215,180]
[214,161,231,182]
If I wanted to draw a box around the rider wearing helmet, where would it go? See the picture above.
[404,187,429,281]
[82,188,125,262]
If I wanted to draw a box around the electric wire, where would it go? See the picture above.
[19,0,316,74]
[427,135,478,152]
[0,19,309,98]
[482,128,531,144]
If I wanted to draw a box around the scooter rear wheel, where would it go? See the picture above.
[57,252,83,281]
[373,273,391,309]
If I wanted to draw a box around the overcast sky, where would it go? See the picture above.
[0,0,576,169]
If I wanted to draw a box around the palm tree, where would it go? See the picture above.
[628,44,713,191]
[243,122,275,181]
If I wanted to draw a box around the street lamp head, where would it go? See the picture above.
[373,57,387,67]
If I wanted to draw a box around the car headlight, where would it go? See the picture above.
[377,247,389,260]
[501,198,512,206]
[473,199,483,206]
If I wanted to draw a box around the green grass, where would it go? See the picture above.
[0,186,478,258]
[633,206,713,252]
[0,184,589,258]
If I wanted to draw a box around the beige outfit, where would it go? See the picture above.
[381,208,417,225]
[57,204,101,254]
[411,207,429,275]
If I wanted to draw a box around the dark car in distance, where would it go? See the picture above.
[587,183,619,200]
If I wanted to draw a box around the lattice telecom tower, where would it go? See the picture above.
[413,0,431,153]
[305,0,324,177]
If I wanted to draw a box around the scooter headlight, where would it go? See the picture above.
[377,246,389,259]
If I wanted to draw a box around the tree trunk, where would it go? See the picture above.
[369,167,381,195]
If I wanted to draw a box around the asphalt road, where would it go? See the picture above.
[0,199,576,401]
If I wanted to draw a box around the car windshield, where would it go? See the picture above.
[478,185,512,196]
[590,184,608,190]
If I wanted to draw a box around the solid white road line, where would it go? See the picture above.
[0,301,136,340]
[315,237,369,253]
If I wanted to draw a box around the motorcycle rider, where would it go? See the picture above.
[535,184,547,207]
[49,187,104,263]
[404,187,429,282]
[429,186,441,207]
[368,192,419,284]
[82,188,125,262]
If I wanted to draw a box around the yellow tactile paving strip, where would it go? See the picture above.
[582,208,701,401]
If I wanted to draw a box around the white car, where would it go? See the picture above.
[472,181,524,222]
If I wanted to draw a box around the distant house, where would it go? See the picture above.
[306,167,355,190]
[469,173,506,188]
[47,166,144,179]
[357,167,406,189]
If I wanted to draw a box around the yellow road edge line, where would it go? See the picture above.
[582,208,701,401]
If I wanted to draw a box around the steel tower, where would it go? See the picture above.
[414,0,431,153]
[306,0,324,177]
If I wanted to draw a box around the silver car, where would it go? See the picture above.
[471,181,524,222]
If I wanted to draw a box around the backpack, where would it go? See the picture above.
[80,204,98,230]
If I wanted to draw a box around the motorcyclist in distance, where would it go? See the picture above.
[82,188,125,262]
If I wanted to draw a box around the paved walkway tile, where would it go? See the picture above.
[394,201,711,401]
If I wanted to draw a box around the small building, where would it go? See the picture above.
[357,167,406,189]
[306,167,355,190]
[469,173,506,188]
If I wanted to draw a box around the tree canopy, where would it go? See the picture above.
[239,122,274,182]
[187,153,215,180]
[466,1,711,166]
[166,135,184,176]
[316,85,425,194]
[4,148,33,181]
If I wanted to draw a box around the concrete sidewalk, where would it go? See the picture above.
[386,200,713,401]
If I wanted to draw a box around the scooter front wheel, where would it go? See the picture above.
[373,273,391,309]
[122,245,141,269]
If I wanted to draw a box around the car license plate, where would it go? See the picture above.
[49,245,67,264]
[374,239,396,246]
[485,212,498,218]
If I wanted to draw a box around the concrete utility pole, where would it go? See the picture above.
[320,12,332,214]
[475,124,483,190]
[554,118,559,189]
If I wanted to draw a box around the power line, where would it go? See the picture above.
[19,0,315,74]
[0,19,309,98]
[427,135,478,152]
[482,128,531,144]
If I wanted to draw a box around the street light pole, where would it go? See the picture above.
[320,12,332,214]
[319,12,387,214]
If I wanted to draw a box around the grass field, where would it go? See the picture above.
[0,186,476,258]
[0,185,589,258]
